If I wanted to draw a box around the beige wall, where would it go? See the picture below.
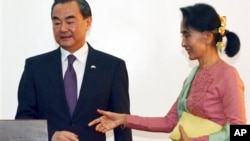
[1,0,249,141]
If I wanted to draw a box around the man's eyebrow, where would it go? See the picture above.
[52,15,76,20]
[52,16,59,20]
[65,15,76,20]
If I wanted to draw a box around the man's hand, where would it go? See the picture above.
[51,131,79,141]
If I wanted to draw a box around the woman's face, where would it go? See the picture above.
[180,20,208,60]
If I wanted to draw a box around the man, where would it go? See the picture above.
[15,0,132,141]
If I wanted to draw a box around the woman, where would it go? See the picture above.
[88,3,246,141]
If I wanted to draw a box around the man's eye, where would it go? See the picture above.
[54,22,61,26]
[67,21,75,24]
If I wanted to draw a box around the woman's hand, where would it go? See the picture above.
[179,125,190,141]
[88,109,127,133]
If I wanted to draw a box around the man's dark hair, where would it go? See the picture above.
[51,0,92,19]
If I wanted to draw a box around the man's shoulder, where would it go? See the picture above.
[26,48,59,62]
[96,49,123,61]
[89,45,125,63]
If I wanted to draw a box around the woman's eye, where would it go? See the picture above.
[182,34,190,38]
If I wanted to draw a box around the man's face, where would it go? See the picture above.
[51,1,92,53]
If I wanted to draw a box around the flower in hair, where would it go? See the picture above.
[218,16,226,36]
[212,16,227,36]
[216,41,225,52]
[213,16,227,52]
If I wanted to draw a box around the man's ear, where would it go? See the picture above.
[85,16,92,31]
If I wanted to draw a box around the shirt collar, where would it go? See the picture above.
[60,42,89,63]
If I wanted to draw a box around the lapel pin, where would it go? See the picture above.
[90,65,96,69]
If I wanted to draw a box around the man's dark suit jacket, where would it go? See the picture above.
[15,43,132,141]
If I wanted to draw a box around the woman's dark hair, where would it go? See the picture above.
[51,0,92,19]
[180,3,240,57]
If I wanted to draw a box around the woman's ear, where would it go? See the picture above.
[202,31,213,45]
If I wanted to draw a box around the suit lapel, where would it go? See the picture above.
[48,48,64,88]
[73,45,99,116]
[48,48,71,117]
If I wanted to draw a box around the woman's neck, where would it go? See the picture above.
[198,55,220,70]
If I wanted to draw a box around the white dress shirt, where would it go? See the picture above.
[60,43,89,98]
